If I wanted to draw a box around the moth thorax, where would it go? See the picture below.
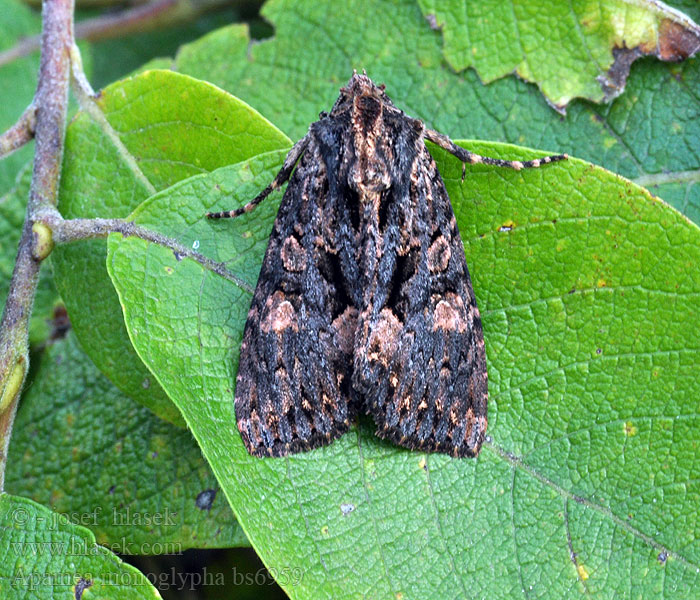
[350,96,391,194]
[353,94,383,130]
[349,158,391,194]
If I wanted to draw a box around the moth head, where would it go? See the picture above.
[331,72,394,115]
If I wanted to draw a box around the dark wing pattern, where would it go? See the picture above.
[354,129,488,458]
[234,140,359,457]
[218,73,566,458]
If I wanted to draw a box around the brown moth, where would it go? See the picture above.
[208,72,566,457]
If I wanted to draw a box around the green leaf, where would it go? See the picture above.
[0,493,161,598]
[5,331,248,552]
[84,11,238,90]
[0,0,40,196]
[0,164,59,346]
[106,146,700,598]
[52,69,291,426]
[174,0,700,223]
[416,0,700,108]
[670,0,700,21]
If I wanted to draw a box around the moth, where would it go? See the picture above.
[208,73,566,458]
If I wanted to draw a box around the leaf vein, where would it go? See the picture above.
[487,441,700,571]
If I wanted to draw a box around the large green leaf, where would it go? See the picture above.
[416,0,700,108]
[174,0,700,223]
[0,493,161,598]
[52,69,291,426]
[6,331,248,552]
[106,145,700,598]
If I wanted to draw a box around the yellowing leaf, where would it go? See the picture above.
[417,0,700,109]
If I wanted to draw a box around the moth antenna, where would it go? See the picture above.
[425,128,568,172]
[207,134,311,220]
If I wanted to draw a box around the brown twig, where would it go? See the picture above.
[0,0,73,490]
[0,0,231,68]
[23,0,150,8]
[38,210,253,291]
[75,0,181,39]
[0,104,38,159]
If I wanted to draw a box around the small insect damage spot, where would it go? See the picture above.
[599,18,700,103]
[340,502,355,516]
[576,563,590,581]
[425,13,440,31]
[624,421,638,436]
[658,550,668,564]
[74,577,93,600]
[498,220,515,233]
[196,488,217,511]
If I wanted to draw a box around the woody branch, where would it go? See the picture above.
[0,0,74,489]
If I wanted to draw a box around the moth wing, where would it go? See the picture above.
[234,146,358,456]
[356,147,488,457]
